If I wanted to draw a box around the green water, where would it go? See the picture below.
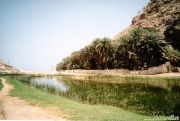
[14,75,180,116]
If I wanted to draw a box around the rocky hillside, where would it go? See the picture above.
[56,0,180,71]
[0,62,19,74]
[114,0,180,49]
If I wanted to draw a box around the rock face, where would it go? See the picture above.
[114,0,180,49]
[0,62,19,74]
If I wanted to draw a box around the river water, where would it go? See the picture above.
[26,76,180,116]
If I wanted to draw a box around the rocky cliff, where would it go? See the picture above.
[0,62,19,74]
[114,0,180,49]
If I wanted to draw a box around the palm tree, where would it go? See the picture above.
[165,47,180,67]
[56,27,169,71]
[56,57,71,70]
[115,29,141,70]
[70,51,81,69]
[137,28,167,67]
[115,28,167,69]
[93,38,114,69]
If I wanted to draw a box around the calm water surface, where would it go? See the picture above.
[20,76,180,116]
[30,77,68,92]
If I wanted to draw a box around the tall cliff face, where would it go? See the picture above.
[114,0,180,49]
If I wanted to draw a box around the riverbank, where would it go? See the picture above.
[57,62,176,75]
[0,79,2,90]
[0,78,66,120]
[2,66,180,78]
[58,72,180,79]
[2,76,155,121]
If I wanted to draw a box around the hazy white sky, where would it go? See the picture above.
[0,0,149,71]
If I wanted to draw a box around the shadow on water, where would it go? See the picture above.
[13,75,180,116]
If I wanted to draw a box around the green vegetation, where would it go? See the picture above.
[56,27,180,71]
[61,74,180,85]
[56,37,114,70]
[60,75,180,116]
[0,79,3,91]
[165,47,180,67]
[4,76,153,121]
[7,75,180,116]
[115,28,167,69]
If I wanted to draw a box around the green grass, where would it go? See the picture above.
[58,75,180,116]
[4,76,153,121]
[0,78,3,91]
[61,74,180,88]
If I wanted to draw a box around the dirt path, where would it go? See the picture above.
[0,78,67,120]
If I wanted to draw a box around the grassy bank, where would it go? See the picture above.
[8,74,180,116]
[61,74,180,88]
[57,75,180,115]
[4,76,152,121]
[0,79,3,91]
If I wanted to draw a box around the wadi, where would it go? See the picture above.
[0,0,180,121]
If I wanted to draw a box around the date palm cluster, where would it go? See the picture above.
[56,28,180,70]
